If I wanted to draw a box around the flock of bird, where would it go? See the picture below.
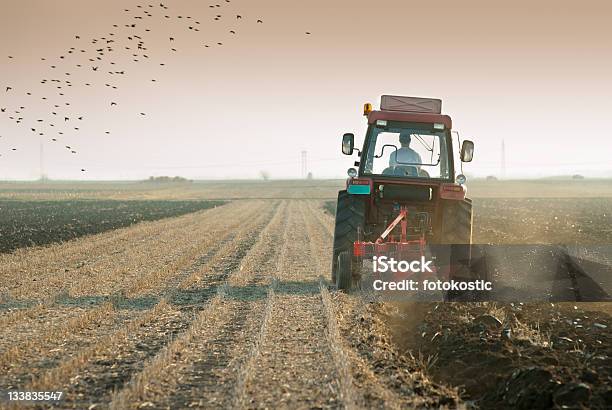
[1,1,312,174]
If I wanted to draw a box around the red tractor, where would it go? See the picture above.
[332,95,483,294]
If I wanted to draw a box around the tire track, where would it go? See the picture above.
[245,201,341,409]
[301,201,357,409]
[303,199,414,408]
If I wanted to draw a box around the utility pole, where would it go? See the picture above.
[39,140,46,182]
[301,150,307,179]
[501,139,506,179]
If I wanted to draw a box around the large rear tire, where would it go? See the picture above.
[440,198,473,245]
[440,199,473,271]
[336,251,352,291]
[331,190,365,283]
[440,198,489,301]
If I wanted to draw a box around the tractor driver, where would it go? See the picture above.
[389,132,422,168]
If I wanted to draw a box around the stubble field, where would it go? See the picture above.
[0,179,610,409]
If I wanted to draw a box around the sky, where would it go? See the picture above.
[0,0,611,180]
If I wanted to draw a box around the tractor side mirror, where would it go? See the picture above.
[342,133,355,155]
[460,140,474,162]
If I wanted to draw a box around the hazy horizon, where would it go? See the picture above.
[1,0,611,180]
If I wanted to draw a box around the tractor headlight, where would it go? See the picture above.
[456,174,467,185]
[347,168,358,178]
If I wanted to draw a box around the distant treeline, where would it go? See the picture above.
[146,176,192,183]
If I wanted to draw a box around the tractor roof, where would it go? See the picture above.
[367,110,452,130]
[365,95,452,129]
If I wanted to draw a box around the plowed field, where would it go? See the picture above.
[0,180,610,409]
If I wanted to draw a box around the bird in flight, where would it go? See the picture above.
[111,102,117,106]
[5,87,12,92]
[257,19,263,23]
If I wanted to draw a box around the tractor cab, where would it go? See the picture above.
[341,95,473,186]
[332,95,479,292]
